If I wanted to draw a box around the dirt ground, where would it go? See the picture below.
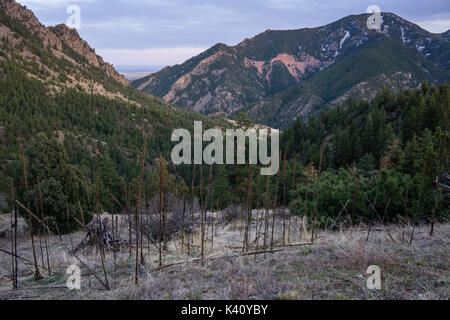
[0,210,448,300]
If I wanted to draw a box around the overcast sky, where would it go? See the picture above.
[17,0,450,69]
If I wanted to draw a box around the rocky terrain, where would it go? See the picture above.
[0,0,130,101]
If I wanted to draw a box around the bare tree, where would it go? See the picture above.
[21,151,42,281]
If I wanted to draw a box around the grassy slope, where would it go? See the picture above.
[0,219,447,300]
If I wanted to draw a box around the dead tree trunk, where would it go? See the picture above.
[263,175,270,259]
[139,140,147,265]
[95,175,109,290]
[410,161,427,245]
[159,157,164,267]
[271,166,281,250]
[289,155,297,243]
[38,179,50,276]
[21,152,42,281]
[189,164,196,255]
[311,149,323,244]
[209,166,215,253]
[244,166,253,252]
[200,166,205,260]
[10,178,17,289]
[430,112,447,236]
[282,149,287,245]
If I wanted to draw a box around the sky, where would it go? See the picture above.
[17,0,450,69]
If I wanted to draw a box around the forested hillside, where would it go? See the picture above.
[242,36,449,128]
[281,83,449,226]
[0,0,225,224]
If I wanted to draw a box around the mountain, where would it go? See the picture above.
[1,0,127,87]
[133,13,450,127]
[0,0,224,196]
[241,35,449,128]
[443,29,450,40]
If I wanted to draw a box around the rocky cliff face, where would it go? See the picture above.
[0,0,127,86]
[49,24,127,85]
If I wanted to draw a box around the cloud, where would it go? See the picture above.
[84,17,149,32]
[264,0,308,9]
[96,47,208,67]
[416,13,450,33]
[18,0,96,8]
[119,0,177,7]
[15,0,450,66]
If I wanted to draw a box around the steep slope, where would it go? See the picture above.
[443,29,450,41]
[133,12,450,124]
[133,43,271,115]
[242,35,450,128]
[0,0,127,89]
[0,0,225,194]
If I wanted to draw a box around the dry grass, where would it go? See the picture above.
[0,211,448,300]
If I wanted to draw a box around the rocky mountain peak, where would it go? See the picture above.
[0,0,127,85]
[132,12,449,127]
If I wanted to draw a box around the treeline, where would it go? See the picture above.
[1,76,448,232]
[282,82,449,226]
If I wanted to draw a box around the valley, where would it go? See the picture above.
[0,0,448,302]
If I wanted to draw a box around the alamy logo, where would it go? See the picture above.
[171,121,280,175]
[366,265,381,290]
[66,5,81,30]
[366,5,382,30]
[66,264,81,290]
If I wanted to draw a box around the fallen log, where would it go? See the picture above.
[71,217,121,254]
[151,249,285,272]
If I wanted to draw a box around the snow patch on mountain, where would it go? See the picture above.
[340,31,350,49]
[401,26,411,44]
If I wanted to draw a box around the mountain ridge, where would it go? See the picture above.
[240,34,449,127]
[133,12,450,127]
[0,0,127,86]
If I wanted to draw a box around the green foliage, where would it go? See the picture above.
[282,83,449,170]
[212,165,232,207]
[241,36,450,128]
[291,167,444,229]
[235,112,255,130]
[0,48,226,231]
[1,4,448,231]
[286,83,449,226]
[20,133,84,233]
